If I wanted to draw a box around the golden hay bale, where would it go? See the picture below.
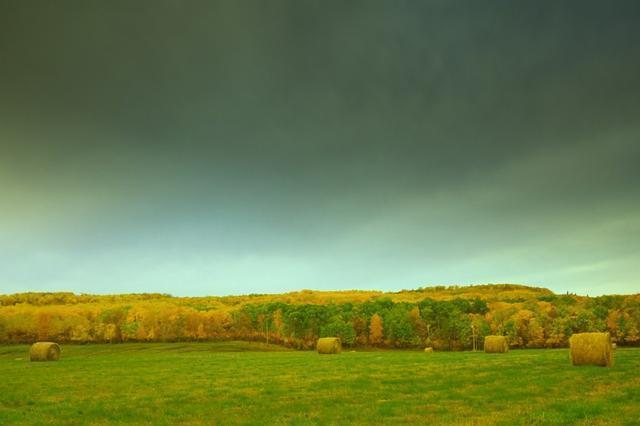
[424,347,434,353]
[569,332,613,367]
[317,337,342,354]
[30,342,61,362]
[484,335,509,353]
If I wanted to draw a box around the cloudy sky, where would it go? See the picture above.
[1,1,639,296]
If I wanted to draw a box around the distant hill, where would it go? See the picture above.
[0,283,554,307]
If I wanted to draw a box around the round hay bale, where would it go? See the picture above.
[484,335,509,353]
[424,347,434,353]
[569,332,613,367]
[30,342,61,362]
[316,337,341,354]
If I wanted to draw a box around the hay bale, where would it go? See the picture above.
[612,343,617,350]
[484,335,509,353]
[30,342,61,362]
[316,337,341,354]
[570,332,613,367]
[424,347,434,353]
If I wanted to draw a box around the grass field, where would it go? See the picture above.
[1,342,639,425]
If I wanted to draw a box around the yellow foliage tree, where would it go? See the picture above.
[369,314,383,346]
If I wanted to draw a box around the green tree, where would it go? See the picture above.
[320,317,356,346]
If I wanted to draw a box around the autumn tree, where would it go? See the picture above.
[352,315,369,346]
[272,309,284,343]
[37,312,52,341]
[407,306,428,345]
[369,314,383,346]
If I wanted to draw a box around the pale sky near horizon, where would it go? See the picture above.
[1,1,639,297]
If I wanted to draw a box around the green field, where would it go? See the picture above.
[1,343,639,425]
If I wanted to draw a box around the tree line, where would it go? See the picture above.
[0,287,638,349]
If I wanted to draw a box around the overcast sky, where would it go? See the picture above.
[1,1,639,296]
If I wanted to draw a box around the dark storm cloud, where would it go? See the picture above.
[1,1,639,295]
